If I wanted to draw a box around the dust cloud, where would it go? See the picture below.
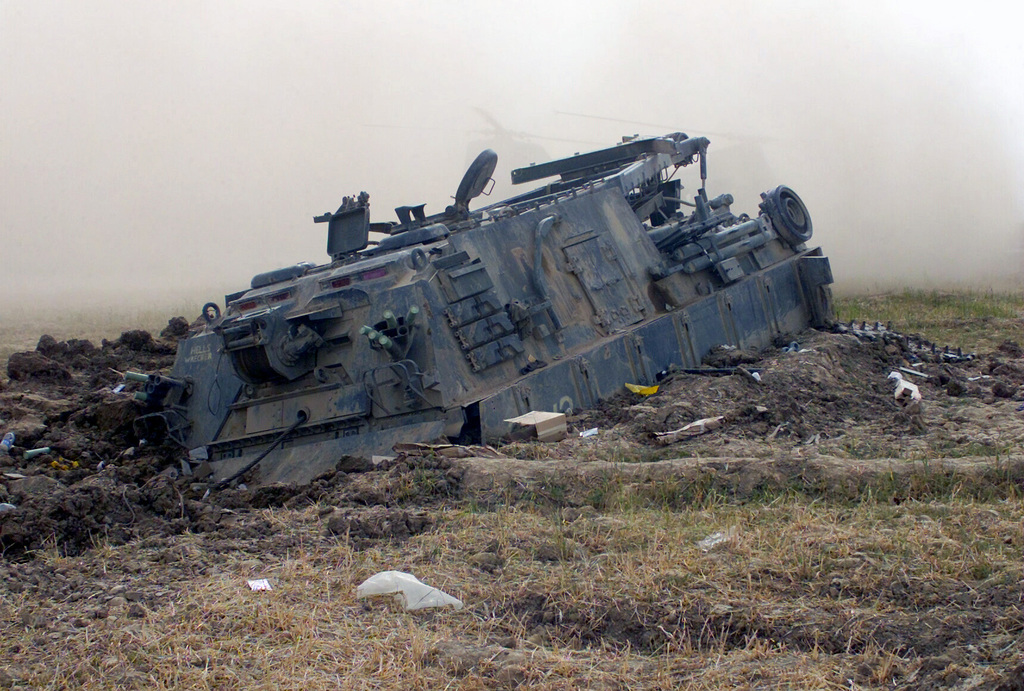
[2,1,1021,320]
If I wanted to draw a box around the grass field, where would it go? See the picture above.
[0,301,201,367]
[3,465,1021,689]
[836,289,1023,354]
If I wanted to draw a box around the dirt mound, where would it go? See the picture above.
[6,351,73,384]
[0,373,464,557]
[551,329,1024,462]
[0,453,463,558]
[496,586,1006,657]
[1,324,1022,561]
[159,317,190,340]
[452,454,1024,510]
[996,662,1024,691]
[325,506,434,547]
[1,471,161,555]
[0,324,186,555]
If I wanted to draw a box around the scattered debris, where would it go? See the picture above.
[625,383,659,396]
[781,341,815,354]
[24,447,51,460]
[679,367,761,377]
[504,412,567,443]
[49,457,79,471]
[579,427,599,438]
[247,579,273,591]
[0,502,15,513]
[0,324,1019,566]
[654,416,726,445]
[888,371,922,406]
[0,432,13,453]
[392,442,503,459]
[356,571,463,611]
[0,319,1021,685]
[836,319,976,362]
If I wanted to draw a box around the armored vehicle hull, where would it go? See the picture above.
[137,133,834,484]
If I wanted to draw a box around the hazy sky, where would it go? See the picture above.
[3,1,1023,312]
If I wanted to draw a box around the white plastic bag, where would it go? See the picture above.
[356,571,463,611]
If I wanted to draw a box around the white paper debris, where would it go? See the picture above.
[247,579,273,591]
[356,571,463,611]
[579,427,599,438]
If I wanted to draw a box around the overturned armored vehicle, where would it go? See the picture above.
[137,133,834,484]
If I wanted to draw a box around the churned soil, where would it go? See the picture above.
[1,320,1022,688]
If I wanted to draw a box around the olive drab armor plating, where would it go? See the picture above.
[135,132,834,484]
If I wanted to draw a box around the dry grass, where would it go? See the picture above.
[835,289,1023,353]
[2,491,1020,689]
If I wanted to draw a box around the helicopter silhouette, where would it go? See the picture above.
[553,110,780,200]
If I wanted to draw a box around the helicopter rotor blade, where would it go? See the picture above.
[554,110,778,145]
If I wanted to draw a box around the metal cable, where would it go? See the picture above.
[212,411,307,489]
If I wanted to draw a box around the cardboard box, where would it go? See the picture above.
[504,411,567,442]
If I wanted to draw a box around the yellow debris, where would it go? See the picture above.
[48,457,79,471]
[625,383,659,396]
